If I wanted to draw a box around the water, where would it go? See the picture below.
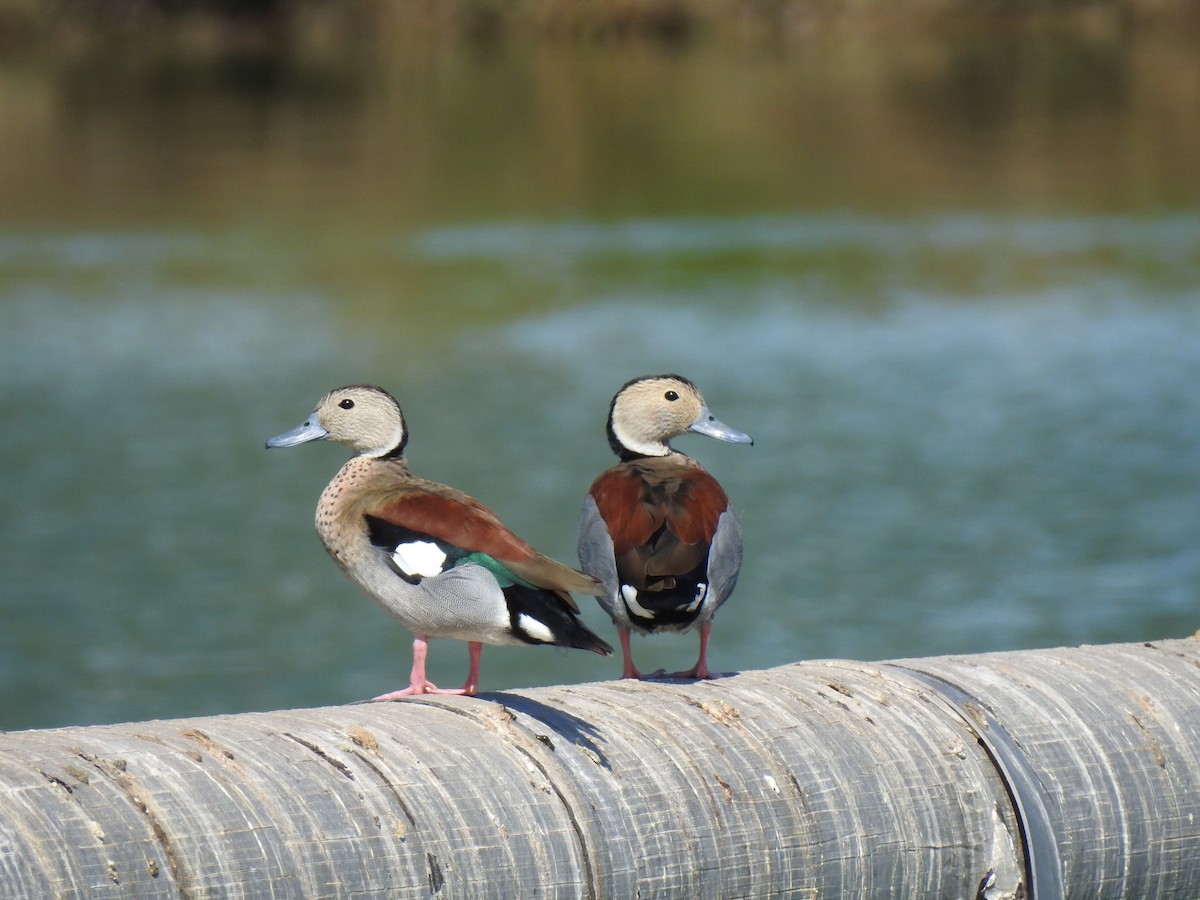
[2,21,1199,731]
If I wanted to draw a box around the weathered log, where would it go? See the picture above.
[1,637,1197,898]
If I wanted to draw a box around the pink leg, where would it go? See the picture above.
[618,627,643,680]
[373,637,480,700]
[619,628,668,680]
[670,621,715,679]
[458,641,482,696]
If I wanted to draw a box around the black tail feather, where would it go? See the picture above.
[503,584,613,656]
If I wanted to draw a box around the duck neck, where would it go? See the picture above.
[362,430,408,461]
[376,443,406,461]
[607,421,672,460]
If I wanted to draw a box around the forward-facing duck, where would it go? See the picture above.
[578,374,751,680]
[267,384,611,698]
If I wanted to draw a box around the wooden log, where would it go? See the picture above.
[0,637,1197,898]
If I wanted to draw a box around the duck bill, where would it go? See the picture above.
[688,407,753,445]
[265,415,328,449]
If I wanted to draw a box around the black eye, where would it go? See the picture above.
[664,390,679,401]
[339,398,355,410]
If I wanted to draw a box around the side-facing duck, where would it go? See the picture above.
[267,384,611,698]
[578,374,752,680]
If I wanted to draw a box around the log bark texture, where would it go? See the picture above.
[1,637,1198,898]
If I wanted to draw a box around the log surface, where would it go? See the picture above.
[1,637,1198,898]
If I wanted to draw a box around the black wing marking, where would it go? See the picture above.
[365,515,470,584]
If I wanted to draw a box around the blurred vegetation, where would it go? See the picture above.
[0,0,1196,233]
[0,0,1197,54]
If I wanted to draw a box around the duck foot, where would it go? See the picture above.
[372,683,475,700]
[617,628,665,680]
[370,637,481,700]
[633,668,669,680]
[666,668,713,680]
[664,622,719,680]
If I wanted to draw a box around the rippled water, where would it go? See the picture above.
[3,211,1198,731]
[2,25,1199,730]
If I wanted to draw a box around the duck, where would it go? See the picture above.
[577,374,752,680]
[266,384,612,698]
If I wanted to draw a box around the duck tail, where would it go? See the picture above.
[503,585,614,656]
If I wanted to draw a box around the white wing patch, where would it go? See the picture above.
[620,585,657,620]
[622,583,708,620]
[516,613,555,643]
[683,583,708,613]
[391,541,448,578]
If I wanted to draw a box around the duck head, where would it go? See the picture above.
[266,384,408,458]
[606,374,753,460]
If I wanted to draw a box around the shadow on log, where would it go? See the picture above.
[1,637,1198,897]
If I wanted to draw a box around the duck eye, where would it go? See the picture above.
[664,390,679,402]
[338,398,355,410]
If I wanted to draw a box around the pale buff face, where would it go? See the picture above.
[314,385,407,457]
[609,376,708,457]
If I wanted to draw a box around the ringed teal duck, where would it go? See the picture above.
[577,374,752,680]
[267,384,612,698]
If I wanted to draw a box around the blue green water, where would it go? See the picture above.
[2,27,1199,730]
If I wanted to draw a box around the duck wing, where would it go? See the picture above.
[369,483,602,604]
[585,458,730,591]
